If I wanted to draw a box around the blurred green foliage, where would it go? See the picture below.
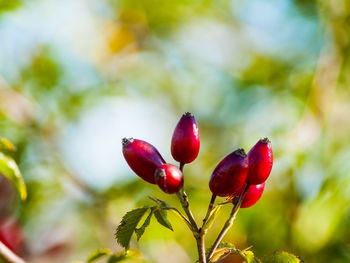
[0,0,350,262]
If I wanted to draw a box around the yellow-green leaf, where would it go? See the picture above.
[202,205,222,231]
[0,153,26,200]
[87,248,112,263]
[210,247,231,262]
[107,249,143,263]
[0,138,16,151]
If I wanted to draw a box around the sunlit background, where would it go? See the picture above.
[0,0,350,262]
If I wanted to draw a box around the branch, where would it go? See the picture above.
[207,185,250,262]
[0,241,26,263]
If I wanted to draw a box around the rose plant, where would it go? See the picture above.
[83,113,302,263]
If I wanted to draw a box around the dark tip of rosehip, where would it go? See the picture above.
[122,137,133,146]
[155,168,166,180]
[260,137,271,144]
[234,148,247,158]
[184,112,193,117]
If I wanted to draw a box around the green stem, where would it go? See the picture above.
[196,233,206,263]
[202,194,217,227]
[177,162,204,262]
[176,190,199,232]
[206,185,250,262]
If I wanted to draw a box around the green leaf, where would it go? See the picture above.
[154,209,173,231]
[239,251,261,263]
[115,207,149,250]
[107,249,143,263]
[135,207,154,241]
[219,242,235,249]
[148,196,172,209]
[262,251,302,263]
[87,248,112,263]
[0,138,16,152]
[0,153,27,200]
[149,196,192,229]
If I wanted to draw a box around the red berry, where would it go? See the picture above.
[171,112,200,164]
[155,164,184,194]
[240,183,265,208]
[122,138,166,184]
[0,218,24,254]
[209,149,249,197]
[246,138,273,185]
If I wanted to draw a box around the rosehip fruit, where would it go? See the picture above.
[155,164,184,194]
[171,112,200,164]
[240,183,265,208]
[246,138,273,185]
[122,138,166,184]
[0,218,24,254]
[209,149,249,197]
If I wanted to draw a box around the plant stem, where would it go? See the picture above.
[176,163,199,232]
[196,233,206,263]
[206,185,250,262]
[177,162,204,263]
[176,190,198,232]
[202,194,216,227]
[0,241,26,263]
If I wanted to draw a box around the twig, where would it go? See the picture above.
[0,241,26,263]
[202,194,217,228]
[207,185,250,262]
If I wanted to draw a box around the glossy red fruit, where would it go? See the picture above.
[0,218,24,254]
[122,138,166,184]
[209,149,249,197]
[240,183,265,208]
[246,138,273,185]
[155,164,184,194]
[171,112,200,164]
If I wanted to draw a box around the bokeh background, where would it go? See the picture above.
[0,0,350,262]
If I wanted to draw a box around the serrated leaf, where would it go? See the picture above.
[239,250,261,263]
[115,207,149,250]
[0,153,26,200]
[149,196,192,229]
[135,207,154,241]
[148,196,172,209]
[154,209,173,231]
[203,205,222,231]
[0,138,16,151]
[262,251,302,263]
[107,249,142,263]
[87,248,112,262]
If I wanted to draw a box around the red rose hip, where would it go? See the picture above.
[171,112,200,164]
[155,164,184,194]
[122,138,166,184]
[246,138,273,185]
[0,218,24,254]
[209,149,249,197]
[240,183,265,208]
